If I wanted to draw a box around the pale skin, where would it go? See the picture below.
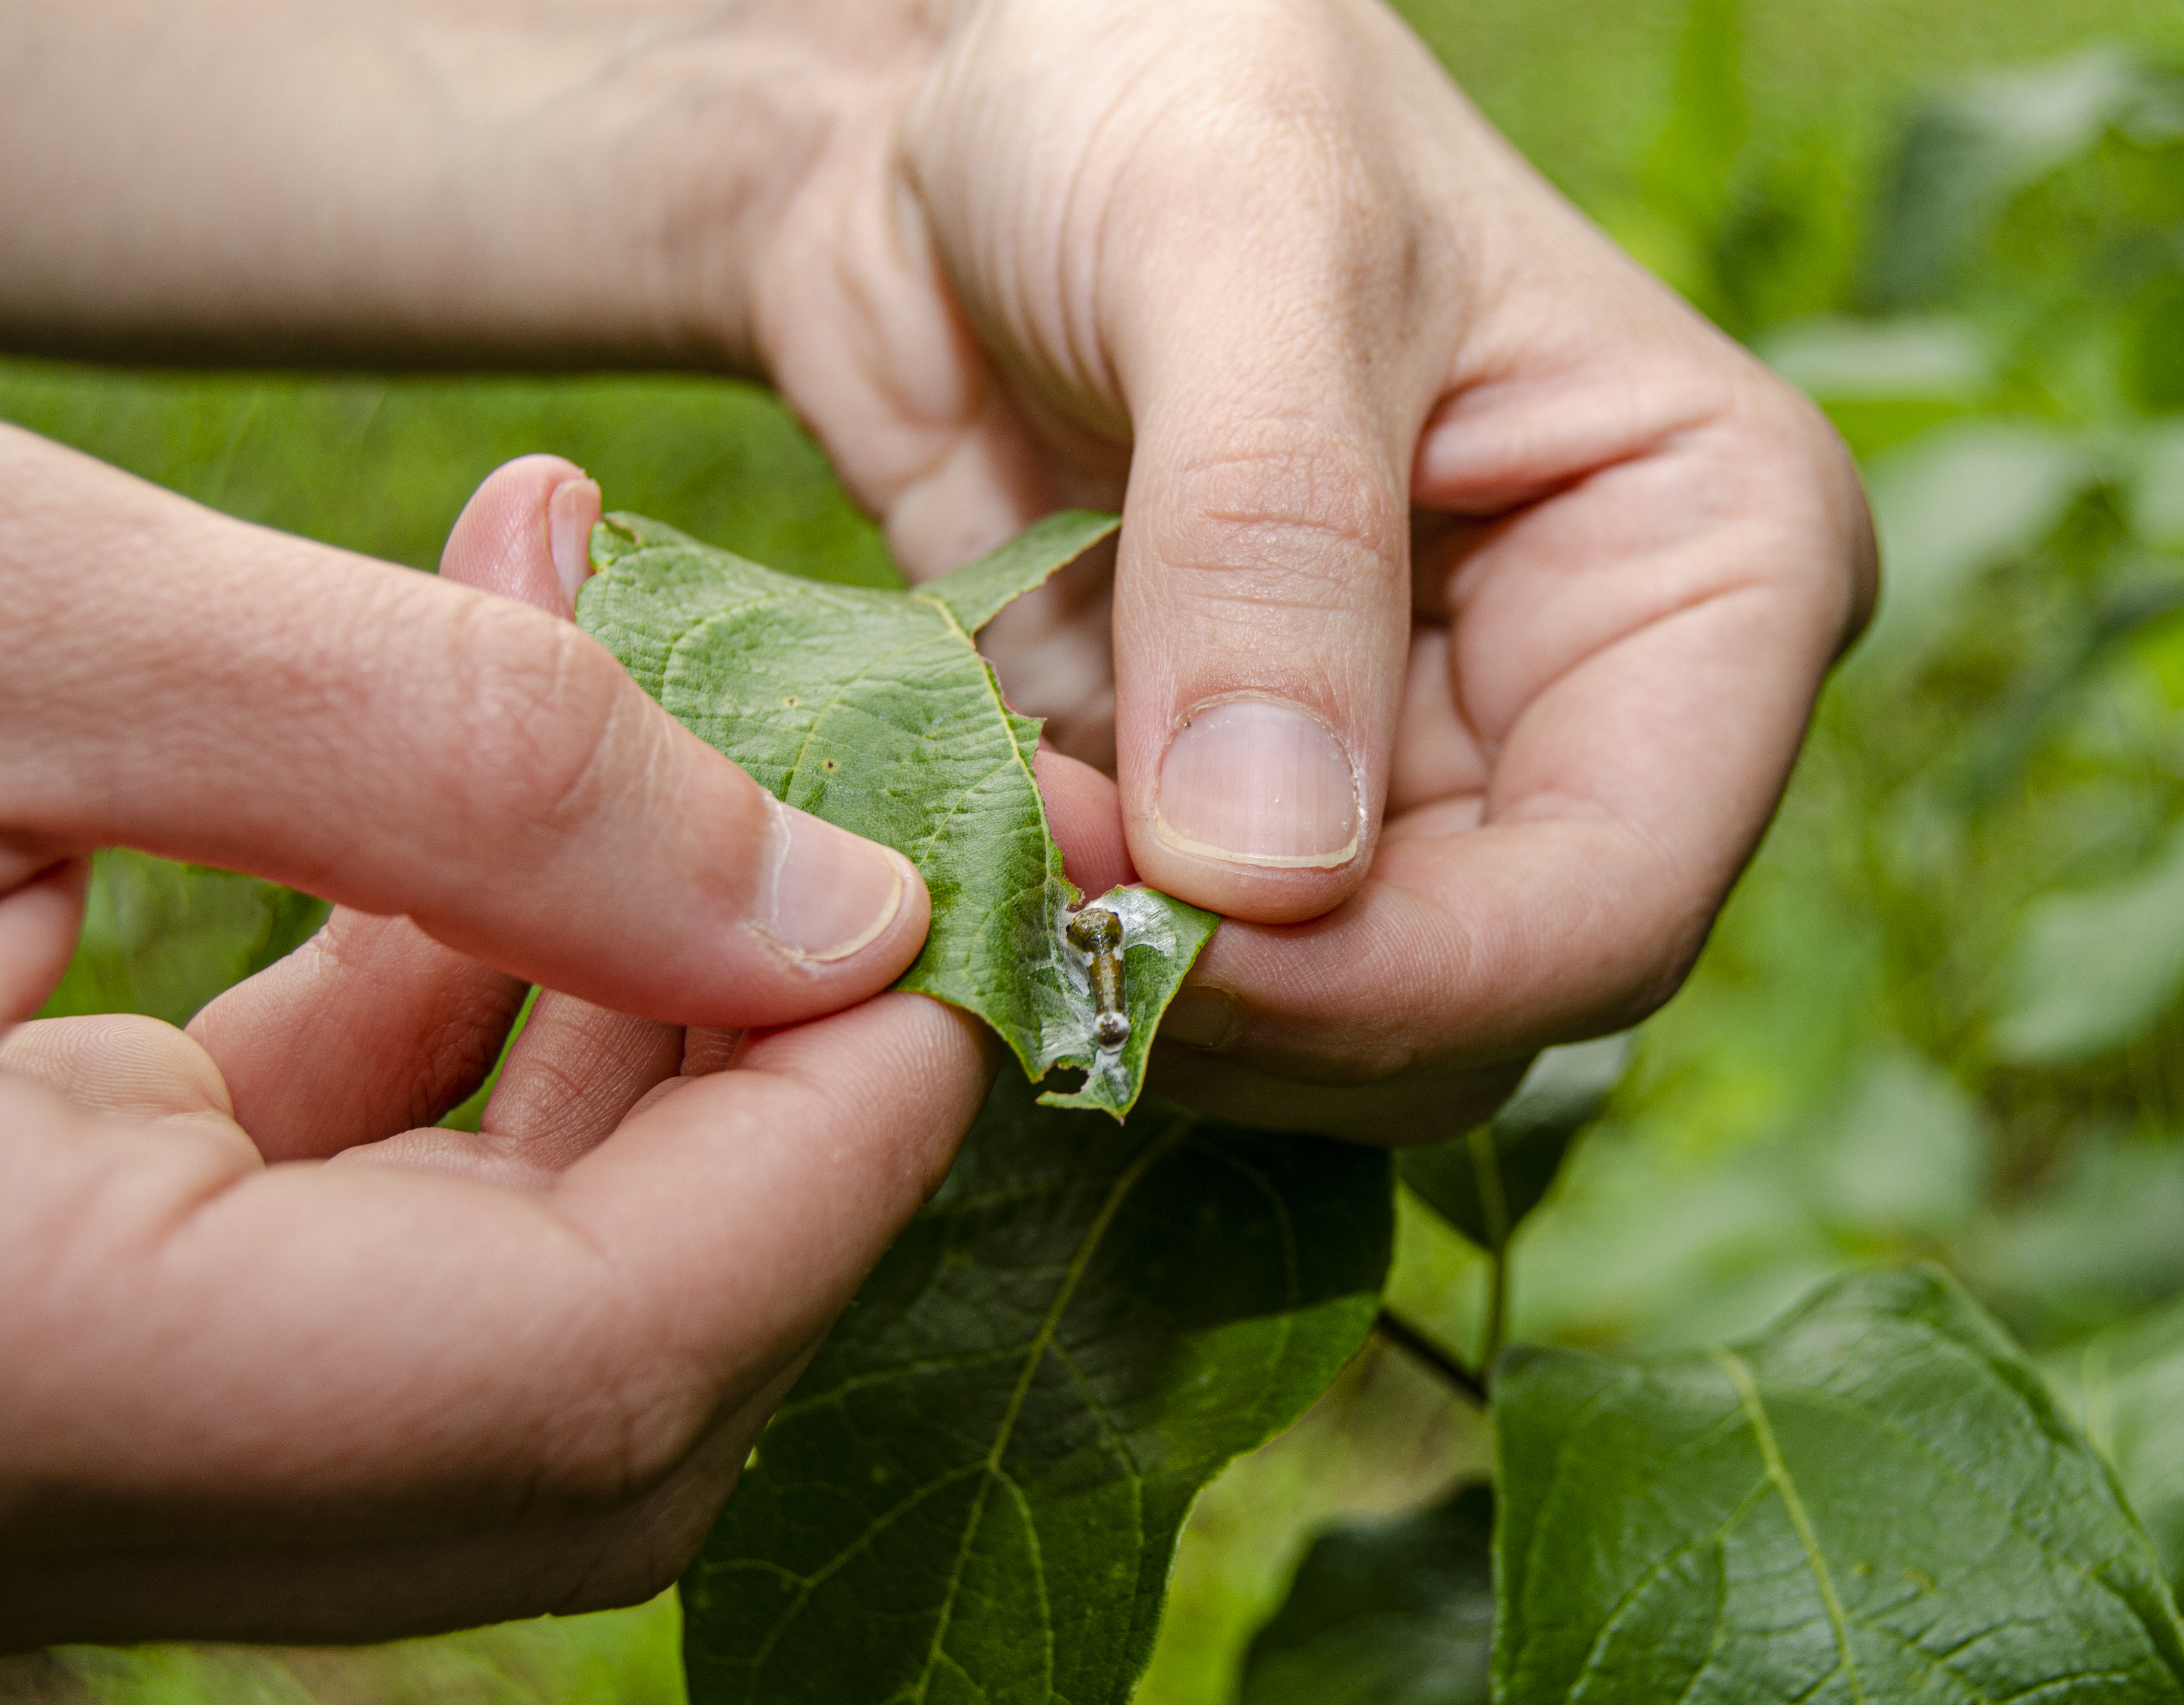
[0,0,1874,1648]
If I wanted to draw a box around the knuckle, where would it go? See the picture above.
[438,604,642,844]
[1150,427,1407,607]
[1715,369,1883,632]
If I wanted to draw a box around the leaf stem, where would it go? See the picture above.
[1482,1251,1509,1372]
[1374,1307,1488,1405]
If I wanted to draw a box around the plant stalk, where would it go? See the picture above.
[1482,1250,1509,1372]
[1374,1306,1488,1405]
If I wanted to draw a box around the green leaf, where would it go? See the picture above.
[577,510,1218,1119]
[1966,1134,2184,1349]
[1494,1265,2184,1703]
[1758,314,1992,405]
[1239,1484,1493,1705]
[2131,423,2184,551]
[1397,1035,1631,1254]
[1864,48,2164,309]
[681,1073,1394,1705]
[37,849,328,1029]
[1858,419,2096,664]
[1991,826,2184,1067]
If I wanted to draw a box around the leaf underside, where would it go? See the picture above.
[1398,1034,1632,1252]
[682,1073,1394,1705]
[1493,1265,2184,1703]
[1241,1483,1494,1705]
[577,510,1217,1119]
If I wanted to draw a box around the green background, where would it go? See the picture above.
[9,0,2184,1697]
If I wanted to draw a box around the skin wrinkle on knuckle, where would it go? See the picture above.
[1154,437,1405,589]
[489,1053,597,1141]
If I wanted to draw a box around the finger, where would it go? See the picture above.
[0,1012,235,1126]
[1034,745,1135,900]
[0,852,88,1024]
[754,171,1129,771]
[0,1012,260,1168]
[752,129,1102,582]
[186,908,526,1162]
[347,991,684,1192]
[1096,102,1444,926]
[552,993,998,1422]
[1153,1042,1531,1148]
[186,458,612,1158]
[977,540,1123,771]
[437,451,601,617]
[678,1026,746,1078]
[1,427,930,1029]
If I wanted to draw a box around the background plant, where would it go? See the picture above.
[10,0,2184,1697]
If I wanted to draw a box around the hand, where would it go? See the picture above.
[0,0,1876,1143]
[0,454,992,1649]
[743,0,1877,1138]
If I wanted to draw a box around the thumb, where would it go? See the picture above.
[0,427,929,1030]
[1113,361,1418,925]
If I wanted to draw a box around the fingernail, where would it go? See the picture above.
[1163,986,1237,1049]
[547,477,602,608]
[755,800,910,963]
[1154,696,1361,868]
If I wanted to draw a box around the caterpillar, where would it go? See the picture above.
[1066,906,1131,1051]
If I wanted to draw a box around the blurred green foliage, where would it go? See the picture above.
[40,851,326,1028]
[12,0,2184,1698]
[19,1587,684,1705]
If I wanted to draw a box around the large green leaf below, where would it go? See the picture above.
[1494,1265,2184,1703]
[681,1074,1393,1705]
[577,511,1216,1119]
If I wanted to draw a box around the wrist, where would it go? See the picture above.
[0,1,939,372]
[636,0,944,374]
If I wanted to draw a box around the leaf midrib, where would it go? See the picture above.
[1713,1347,1869,1705]
[906,1117,1192,1702]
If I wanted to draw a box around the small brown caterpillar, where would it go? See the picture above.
[1066,906,1131,1051]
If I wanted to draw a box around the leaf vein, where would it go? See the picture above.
[1713,1347,1870,1705]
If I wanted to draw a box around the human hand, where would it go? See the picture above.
[0,0,1874,1145]
[0,451,996,1648]
[741,0,1876,1139]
